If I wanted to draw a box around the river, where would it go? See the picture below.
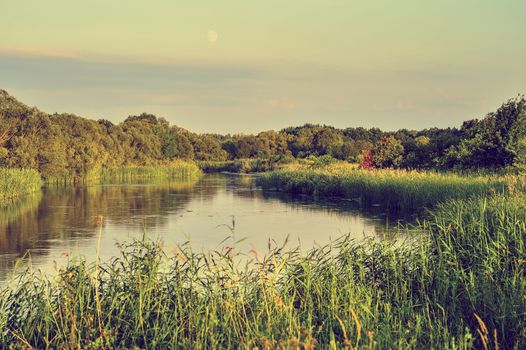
[0,173,414,281]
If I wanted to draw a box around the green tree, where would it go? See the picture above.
[508,109,526,172]
[372,136,404,168]
[313,128,343,156]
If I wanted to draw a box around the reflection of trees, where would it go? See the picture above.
[0,192,42,255]
[0,174,416,281]
[0,179,206,264]
[190,173,248,199]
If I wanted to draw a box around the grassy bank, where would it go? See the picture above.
[0,192,525,348]
[44,160,202,186]
[96,161,202,184]
[0,168,42,207]
[198,158,309,174]
[257,164,509,212]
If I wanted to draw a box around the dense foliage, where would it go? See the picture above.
[0,90,225,181]
[1,90,525,180]
[1,190,525,349]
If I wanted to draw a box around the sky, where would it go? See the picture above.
[1,0,525,134]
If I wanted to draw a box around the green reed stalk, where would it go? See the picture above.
[0,168,42,207]
[257,167,509,212]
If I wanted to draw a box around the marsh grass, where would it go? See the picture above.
[0,192,525,349]
[43,161,202,187]
[257,165,510,213]
[0,168,42,207]
[198,158,309,174]
[96,161,201,184]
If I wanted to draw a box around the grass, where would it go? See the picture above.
[95,161,202,184]
[44,160,203,186]
[0,168,42,207]
[1,163,524,348]
[257,163,510,213]
[0,192,525,348]
[198,158,309,174]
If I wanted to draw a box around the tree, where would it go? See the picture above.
[193,135,227,161]
[508,108,526,172]
[444,96,526,169]
[371,136,404,168]
[359,149,375,170]
[313,128,343,156]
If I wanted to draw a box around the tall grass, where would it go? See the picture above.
[96,161,201,184]
[43,161,202,186]
[0,168,42,207]
[257,165,509,212]
[0,192,525,348]
[199,158,309,174]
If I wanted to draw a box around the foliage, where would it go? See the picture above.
[507,108,526,172]
[359,149,374,170]
[371,135,404,168]
[442,96,526,170]
[308,154,338,169]
[1,90,525,179]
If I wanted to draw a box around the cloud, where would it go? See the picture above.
[0,50,264,91]
[0,49,523,134]
[0,47,80,60]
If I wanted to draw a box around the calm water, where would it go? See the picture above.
[0,174,413,281]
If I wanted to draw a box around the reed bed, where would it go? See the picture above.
[94,161,202,184]
[198,159,282,174]
[257,165,509,213]
[198,159,251,173]
[198,158,309,174]
[43,161,202,187]
[0,192,524,349]
[0,168,42,207]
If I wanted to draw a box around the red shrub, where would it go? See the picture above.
[360,149,375,170]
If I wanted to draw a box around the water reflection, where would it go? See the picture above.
[0,174,414,281]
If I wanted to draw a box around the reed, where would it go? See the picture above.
[0,168,42,207]
[198,158,309,174]
[0,191,525,348]
[94,161,202,184]
[97,161,201,183]
[42,161,202,187]
[257,165,509,213]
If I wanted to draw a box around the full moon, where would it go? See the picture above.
[207,30,218,43]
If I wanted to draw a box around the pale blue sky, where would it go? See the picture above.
[1,1,525,133]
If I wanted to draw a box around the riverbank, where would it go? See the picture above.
[0,191,524,348]
[257,164,511,213]
[94,160,202,184]
[1,165,524,348]
[198,158,309,174]
[44,160,202,186]
[0,168,42,207]
[0,161,201,206]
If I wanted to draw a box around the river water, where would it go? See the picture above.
[0,174,414,281]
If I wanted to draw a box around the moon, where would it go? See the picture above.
[207,30,218,43]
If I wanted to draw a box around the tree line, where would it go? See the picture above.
[0,89,525,179]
